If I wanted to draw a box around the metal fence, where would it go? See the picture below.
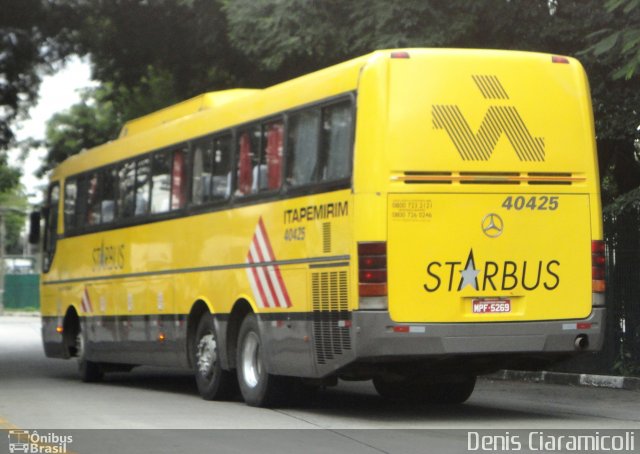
[3,274,40,310]
[553,199,640,376]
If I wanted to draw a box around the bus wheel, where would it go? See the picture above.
[194,314,237,400]
[373,375,476,404]
[237,313,287,407]
[76,328,103,383]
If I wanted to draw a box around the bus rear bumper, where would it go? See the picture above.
[352,308,605,359]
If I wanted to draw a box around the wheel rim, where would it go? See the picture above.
[241,332,261,388]
[76,331,85,360]
[196,333,217,379]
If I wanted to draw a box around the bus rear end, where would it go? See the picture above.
[351,49,604,400]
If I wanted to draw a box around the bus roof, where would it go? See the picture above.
[49,48,577,180]
[118,89,259,138]
[50,52,373,180]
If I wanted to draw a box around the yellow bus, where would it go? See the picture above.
[36,49,605,407]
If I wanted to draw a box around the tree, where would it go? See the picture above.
[0,187,29,255]
[0,0,81,193]
[580,0,640,202]
[30,0,640,205]
[587,0,640,80]
[224,0,640,204]
[38,70,188,176]
[66,0,244,100]
[39,86,121,177]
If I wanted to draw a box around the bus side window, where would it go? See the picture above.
[171,147,187,210]
[43,183,60,273]
[191,139,214,205]
[151,151,171,214]
[262,121,284,191]
[320,101,353,181]
[118,161,136,219]
[212,135,232,199]
[286,109,320,187]
[64,179,77,233]
[101,167,117,223]
[135,157,151,216]
[236,127,260,197]
[86,171,101,225]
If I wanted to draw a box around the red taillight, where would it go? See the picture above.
[358,242,387,255]
[393,325,410,333]
[592,267,605,280]
[359,269,387,283]
[390,51,410,59]
[592,240,606,293]
[358,241,387,297]
[358,256,386,269]
[552,55,570,64]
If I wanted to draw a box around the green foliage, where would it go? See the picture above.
[39,86,120,177]
[0,158,20,194]
[223,0,483,83]
[0,187,28,255]
[0,0,81,149]
[0,0,83,196]
[586,0,640,79]
[68,0,241,98]
[0,0,46,150]
[613,348,640,377]
[38,66,192,175]
[9,0,639,207]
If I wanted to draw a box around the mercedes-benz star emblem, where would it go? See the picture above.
[481,213,504,238]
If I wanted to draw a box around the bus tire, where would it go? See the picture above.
[77,328,103,383]
[193,314,237,400]
[236,313,287,407]
[373,375,476,404]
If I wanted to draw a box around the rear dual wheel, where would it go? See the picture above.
[236,313,290,407]
[193,314,237,400]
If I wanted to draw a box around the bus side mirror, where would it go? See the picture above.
[28,210,41,245]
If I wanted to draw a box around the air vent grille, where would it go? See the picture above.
[322,222,331,253]
[311,270,351,365]
[392,171,584,185]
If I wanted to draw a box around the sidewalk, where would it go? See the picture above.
[0,310,40,317]
[488,369,640,391]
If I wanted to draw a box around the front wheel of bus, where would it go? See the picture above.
[237,314,287,407]
[193,314,237,400]
[76,327,103,383]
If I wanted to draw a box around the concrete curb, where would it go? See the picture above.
[488,369,640,391]
[0,311,40,317]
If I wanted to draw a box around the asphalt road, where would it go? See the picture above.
[1,315,638,453]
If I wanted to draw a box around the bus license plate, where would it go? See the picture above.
[472,299,511,314]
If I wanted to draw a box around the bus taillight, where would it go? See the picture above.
[358,242,388,308]
[390,51,410,59]
[592,240,606,294]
